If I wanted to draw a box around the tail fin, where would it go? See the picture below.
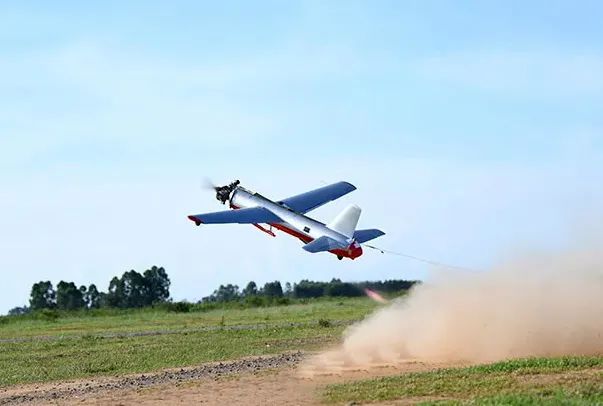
[327,205,361,238]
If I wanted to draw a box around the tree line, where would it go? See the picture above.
[203,278,417,302]
[10,266,170,314]
[8,266,417,315]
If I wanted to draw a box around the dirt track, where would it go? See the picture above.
[0,351,455,405]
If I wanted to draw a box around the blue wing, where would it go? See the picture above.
[353,229,385,243]
[278,181,357,214]
[188,207,282,224]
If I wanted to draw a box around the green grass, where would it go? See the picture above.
[465,387,603,406]
[323,356,603,405]
[0,323,346,386]
[0,297,377,340]
[0,297,378,386]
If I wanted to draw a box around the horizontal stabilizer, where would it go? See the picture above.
[188,207,282,224]
[302,236,347,253]
[353,229,385,244]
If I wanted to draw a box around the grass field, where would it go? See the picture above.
[324,356,603,405]
[3,297,602,406]
[0,297,377,386]
[0,297,376,340]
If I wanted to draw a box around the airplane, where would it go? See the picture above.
[187,180,385,260]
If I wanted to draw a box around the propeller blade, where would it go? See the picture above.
[201,177,218,191]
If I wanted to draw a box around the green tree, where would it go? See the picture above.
[56,281,85,310]
[105,268,171,308]
[293,280,326,298]
[242,281,258,297]
[106,276,125,308]
[284,282,293,297]
[106,271,146,308]
[262,281,283,297]
[84,284,100,308]
[29,281,56,310]
[143,266,170,304]
[8,306,29,316]
[121,270,147,307]
[325,280,362,297]
[97,291,109,308]
[210,284,240,302]
[360,279,417,293]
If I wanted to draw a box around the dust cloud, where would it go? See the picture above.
[307,242,603,370]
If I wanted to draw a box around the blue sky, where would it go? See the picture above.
[1,1,602,313]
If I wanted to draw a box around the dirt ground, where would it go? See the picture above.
[0,352,459,405]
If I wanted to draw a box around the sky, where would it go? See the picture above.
[1,1,602,313]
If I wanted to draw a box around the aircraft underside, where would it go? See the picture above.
[268,222,363,260]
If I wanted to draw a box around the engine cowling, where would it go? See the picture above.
[214,180,240,204]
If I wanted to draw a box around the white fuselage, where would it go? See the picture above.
[229,187,353,246]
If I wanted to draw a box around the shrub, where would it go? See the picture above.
[318,318,331,328]
[37,309,60,322]
[244,295,266,307]
[167,301,192,313]
[275,297,290,306]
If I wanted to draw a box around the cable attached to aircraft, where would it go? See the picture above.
[192,180,472,265]
[363,244,480,272]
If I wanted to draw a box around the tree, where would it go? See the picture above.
[284,282,293,297]
[143,266,170,304]
[107,276,124,307]
[29,281,56,310]
[8,306,29,316]
[106,270,147,308]
[121,270,147,307]
[293,280,326,298]
[97,291,109,308]
[104,267,171,308]
[262,281,283,298]
[56,281,86,310]
[325,281,362,297]
[106,276,125,308]
[84,284,100,308]
[360,279,417,293]
[242,281,258,297]
[209,284,240,302]
[15,267,175,312]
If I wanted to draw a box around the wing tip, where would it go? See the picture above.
[187,215,202,225]
[371,230,386,240]
[340,181,357,191]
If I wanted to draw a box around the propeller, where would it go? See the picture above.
[201,178,240,204]
[201,177,219,192]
